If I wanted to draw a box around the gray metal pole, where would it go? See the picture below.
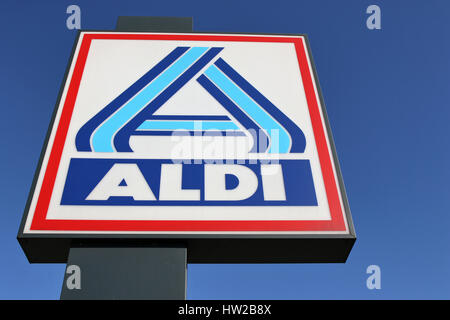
[115,16,192,32]
[60,247,187,300]
[60,16,193,300]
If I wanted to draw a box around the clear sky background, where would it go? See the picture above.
[0,0,449,299]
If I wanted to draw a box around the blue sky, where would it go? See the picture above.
[0,0,449,299]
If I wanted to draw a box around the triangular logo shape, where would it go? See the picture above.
[75,47,306,154]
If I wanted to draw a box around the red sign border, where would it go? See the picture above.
[29,32,347,232]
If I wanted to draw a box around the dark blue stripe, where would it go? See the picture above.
[197,74,269,153]
[75,47,189,152]
[61,158,318,206]
[214,58,306,153]
[114,47,224,152]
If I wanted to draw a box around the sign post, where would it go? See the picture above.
[18,16,356,299]
[60,246,187,299]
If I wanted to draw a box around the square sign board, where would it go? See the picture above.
[18,31,355,263]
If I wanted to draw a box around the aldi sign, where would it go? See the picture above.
[18,32,355,263]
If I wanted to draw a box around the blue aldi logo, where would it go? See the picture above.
[21,32,350,235]
[64,46,313,207]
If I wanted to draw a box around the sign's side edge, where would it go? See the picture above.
[301,35,356,239]
[20,236,356,263]
[17,31,83,246]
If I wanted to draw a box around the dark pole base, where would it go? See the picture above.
[60,247,187,300]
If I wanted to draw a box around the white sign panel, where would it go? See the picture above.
[20,32,353,242]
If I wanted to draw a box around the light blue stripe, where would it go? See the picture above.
[91,47,209,152]
[137,120,239,130]
[204,65,291,153]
